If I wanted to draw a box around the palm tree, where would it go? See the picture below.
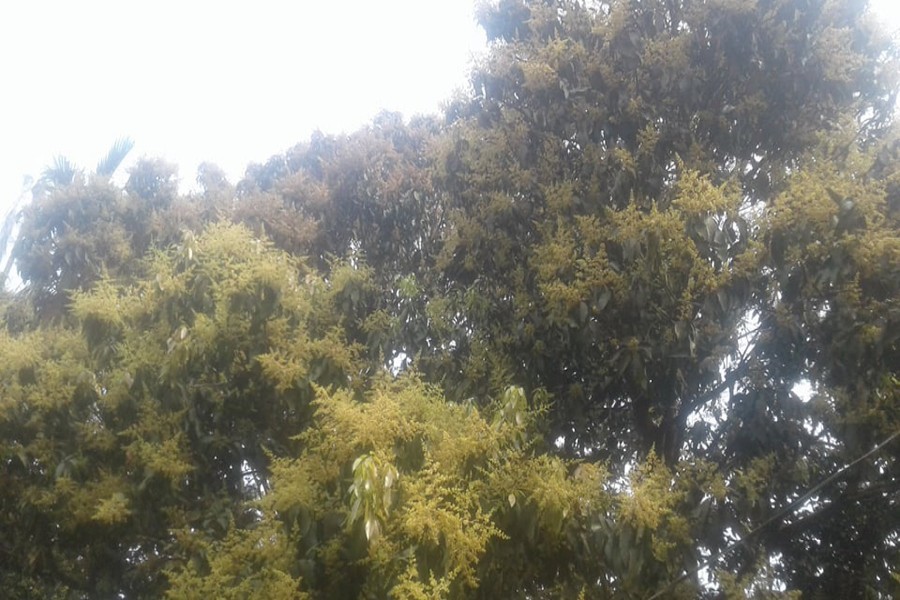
[0,138,135,289]
[32,137,134,197]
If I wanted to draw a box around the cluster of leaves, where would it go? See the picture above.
[0,224,362,596]
[168,380,606,598]
[0,221,703,598]
[2,0,900,597]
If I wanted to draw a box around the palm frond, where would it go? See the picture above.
[0,181,31,289]
[40,155,78,188]
[95,137,135,178]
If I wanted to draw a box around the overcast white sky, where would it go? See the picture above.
[0,0,898,208]
[0,0,485,201]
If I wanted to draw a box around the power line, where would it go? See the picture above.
[646,428,900,600]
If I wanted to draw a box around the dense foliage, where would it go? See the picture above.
[2,0,899,598]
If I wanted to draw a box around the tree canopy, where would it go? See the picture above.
[2,0,899,598]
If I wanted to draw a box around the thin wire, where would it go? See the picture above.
[645,428,900,600]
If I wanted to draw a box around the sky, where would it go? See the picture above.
[0,0,898,209]
[0,0,485,201]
